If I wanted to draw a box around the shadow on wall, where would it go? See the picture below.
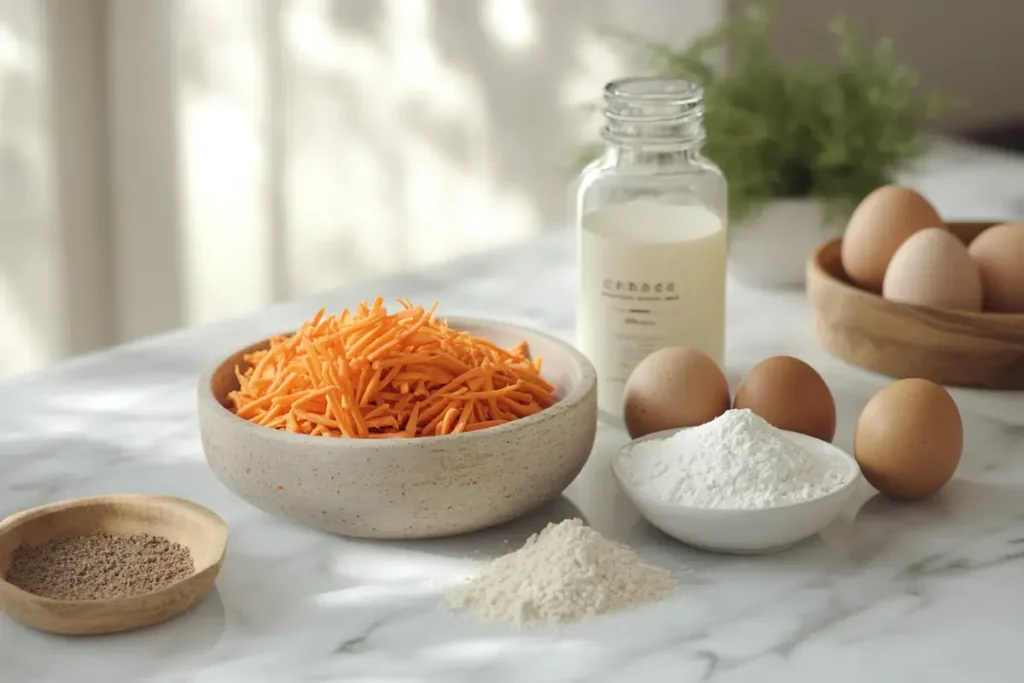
[274,0,600,293]
[0,0,720,380]
[0,0,55,376]
[176,0,715,322]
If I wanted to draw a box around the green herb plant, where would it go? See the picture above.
[582,6,952,225]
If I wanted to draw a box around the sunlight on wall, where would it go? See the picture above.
[0,19,38,376]
[481,0,539,53]
[0,1,58,378]
[0,24,26,69]
[283,0,540,297]
[0,0,727,380]
[163,0,718,330]
[560,33,630,154]
[0,276,46,376]
[179,0,273,327]
[173,0,553,310]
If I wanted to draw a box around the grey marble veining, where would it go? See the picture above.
[2,139,1024,682]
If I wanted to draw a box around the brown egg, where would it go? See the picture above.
[882,227,983,311]
[622,347,730,439]
[841,185,944,293]
[854,378,962,500]
[967,222,1024,312]
[733,356,836,442]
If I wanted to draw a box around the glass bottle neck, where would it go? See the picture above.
[600,77,705,171]
[602,142,703,170]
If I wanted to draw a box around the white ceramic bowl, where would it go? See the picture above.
[612,428,861,554]
[198,317,597,540]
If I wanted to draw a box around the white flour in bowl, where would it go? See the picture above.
[620,408,849,509]
[448,518,676,626]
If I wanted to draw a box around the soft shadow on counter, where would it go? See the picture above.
[846,478,1024,567]
[953,409,1024,477]
[843,401,1024,564]
[621,507,864,578]
[0,587,226,682]
[358,495,588,561]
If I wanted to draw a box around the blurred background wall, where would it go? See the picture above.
[755,0,1024,131]
[0,0,1019,380]
[0,0,722,379]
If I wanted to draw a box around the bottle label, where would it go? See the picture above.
[577,203,726,418]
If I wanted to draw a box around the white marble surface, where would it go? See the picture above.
[2,139,1024,682]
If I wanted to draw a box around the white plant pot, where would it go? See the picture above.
[728,199,845,288]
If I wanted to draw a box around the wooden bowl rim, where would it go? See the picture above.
[0,493,228,607]
[198,315,599,447]
[810,230,1024,322]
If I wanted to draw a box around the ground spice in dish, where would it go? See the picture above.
[4,532,194,601]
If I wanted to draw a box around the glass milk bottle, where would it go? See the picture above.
[575,77,727,420]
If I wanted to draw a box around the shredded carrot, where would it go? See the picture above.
[227,300,556,438]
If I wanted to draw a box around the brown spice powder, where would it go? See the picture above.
[4,532,194,601]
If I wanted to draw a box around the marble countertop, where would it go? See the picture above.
[2,138,1024,682]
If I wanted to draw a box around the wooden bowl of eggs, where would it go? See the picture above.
[807,185,1024,389]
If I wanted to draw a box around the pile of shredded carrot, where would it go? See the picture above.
[226,299,556,438]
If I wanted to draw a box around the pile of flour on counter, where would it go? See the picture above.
[448,518,676,626]
[621,409,849,509]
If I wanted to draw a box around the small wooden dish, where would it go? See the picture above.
[0,494,227,636]
[807,221,1024,389]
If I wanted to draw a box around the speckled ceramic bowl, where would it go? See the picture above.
[198,317,597,539]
